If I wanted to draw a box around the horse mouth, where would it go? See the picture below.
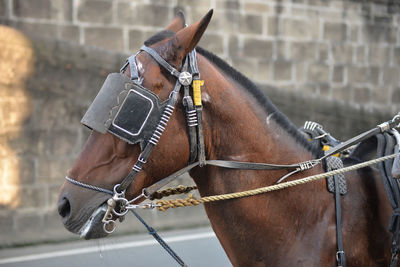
[78,203,109,240]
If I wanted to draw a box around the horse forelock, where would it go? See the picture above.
[195,47,320,156]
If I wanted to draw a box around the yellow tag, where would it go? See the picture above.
[193,80,204,106]
[323,145,340,157]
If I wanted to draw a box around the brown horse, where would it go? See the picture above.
[58,10,394,266]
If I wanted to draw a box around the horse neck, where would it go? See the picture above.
[191,55,317,193]
[189,56,328,264]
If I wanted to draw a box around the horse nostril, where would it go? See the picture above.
[58,197,71,218]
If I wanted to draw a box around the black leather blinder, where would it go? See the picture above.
[81,72,167,149]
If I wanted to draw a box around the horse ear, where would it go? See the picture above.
[165,11,186,32]
[172,9,213,58]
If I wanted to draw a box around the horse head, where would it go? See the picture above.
[58,10,213,239]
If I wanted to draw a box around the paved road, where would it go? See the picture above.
[0,227,231,267]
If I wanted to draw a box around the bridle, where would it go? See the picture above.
[66,42,400,234]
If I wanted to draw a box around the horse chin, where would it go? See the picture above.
[78,203,109,240]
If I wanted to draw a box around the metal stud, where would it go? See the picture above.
[178,72,192,86]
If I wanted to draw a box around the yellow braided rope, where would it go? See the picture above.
[156,153,400,211]
[149,185,198,200]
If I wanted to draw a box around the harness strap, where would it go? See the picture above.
[142,159,320,197]
[140,46,180,78]
[321,116,400,160]
[334,174,346,267]
[130,210,187,267]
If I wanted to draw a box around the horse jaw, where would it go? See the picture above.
[78,203,109,239]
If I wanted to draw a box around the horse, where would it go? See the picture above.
[58,10,395,266]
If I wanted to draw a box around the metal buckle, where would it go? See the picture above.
[336,250,345,266]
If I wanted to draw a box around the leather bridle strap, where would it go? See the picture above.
[142,159,319,197]
[116,46,193,193]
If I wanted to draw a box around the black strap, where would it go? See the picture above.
[322,116,400,160]
[142,159,319,197]
[131,210,187,267]
[334,175,346,267]
[141,46,180,78]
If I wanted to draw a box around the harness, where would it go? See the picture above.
[301,122,347,267]
[66,43,400,266]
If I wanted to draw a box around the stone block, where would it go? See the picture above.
[228,35,240,58]
[17,157,36,185]
[77,0,113,24]
[348,66,369,84]
[216,0,240,10]
[290,42,316,61]
[331,44,353,64]
[13,0,72,21]
[257,60,272,82]
[231,58,257,80]
[18,185,47,209]
[372,87,389,105]
[273,60,292,81]
[355,46,367,65]
[243,38,273,59]
[353,87,371,105]
[333,65,344,83]
[199,33,224,55]
[37,157,74,183]
[382,67,400,87]
[282,18,318,40]
[129,29,145,52]
[243,2,270,13]
[393,88,400,104]
[368,45,390,66]
[48,184,63,209]
[117,2,133,25]
[177,0,211,7]
[319,83,331,97]
[13,21,59,39]
[13,0,52,19]
[332,86,352,102]
[349,25,360,43]
[267,16,279,37]
[369,67,381,86]
[308,63,330,83]
[134,4,171,27]
[323,22,347,42]
[53,0,73,22]
[215,10,239,33]
[298,83,316,94]
[294,63,307,83]
[393,48,400,66]
[0,0,7,17]
[85,27,123,52]
[0,212,14,234]
[15,210,43,233]
[361,24,391,43]
[276,40,289,60]
[239,14,262,34]
[44,129,80,157]
[317,43,329,62]
[60,25,80,43]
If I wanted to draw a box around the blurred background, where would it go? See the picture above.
[0,0,399,248]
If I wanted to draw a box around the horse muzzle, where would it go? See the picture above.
[58,181,111,239]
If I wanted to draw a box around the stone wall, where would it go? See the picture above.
[1,0,400,111]
[0,0,399,246]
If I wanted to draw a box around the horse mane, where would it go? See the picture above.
[144,31,320,156]
[195,47,320,156]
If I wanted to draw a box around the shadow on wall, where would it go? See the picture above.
[0,26,33,208]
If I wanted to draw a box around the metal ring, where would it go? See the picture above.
[103,220,116,234]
